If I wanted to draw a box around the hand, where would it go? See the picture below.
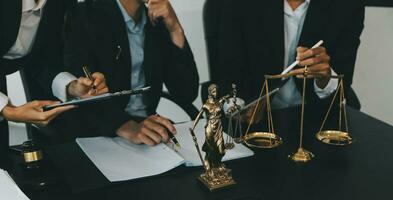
[67,72,109,99]
[147,0,185,48]
[1,101,75,126]
[291,46,332,88]
[116,115,177,146]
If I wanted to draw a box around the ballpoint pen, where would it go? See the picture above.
[82,66,97,90]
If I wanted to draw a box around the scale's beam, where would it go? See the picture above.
[265,73,344,80]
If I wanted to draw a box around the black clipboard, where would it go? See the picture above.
[43,86,151,111]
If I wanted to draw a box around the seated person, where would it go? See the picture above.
[0,0,108,152]
[215,0,364,110]
[62,0,199,145]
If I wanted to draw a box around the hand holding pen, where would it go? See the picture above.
[116,114,180,148]
[289,40,332,89]
[66,66,109,99]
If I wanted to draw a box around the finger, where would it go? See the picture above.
[91,72,104,80]
[41,105,75,120]
[298,56,323,66]
[96,82,107,91]
[296,47,308,55]
[32,100,59,108]
[145,117,169,142]
[148,7,156,25]
[297,47,326,61]
[92,73,105,87]
[141,125,162,144]
[290,68,305,75]
[152,115,176,134]
[78,77,93,87]
[96,87,109,95]
[88,88,98,96]
[306,64,331,77]
[139,133,157,146]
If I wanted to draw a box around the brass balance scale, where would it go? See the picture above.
[230,65,353,162]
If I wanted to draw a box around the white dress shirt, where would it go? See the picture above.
[1,0,77,120]
[271,0,338,109]
[1,0,47,119]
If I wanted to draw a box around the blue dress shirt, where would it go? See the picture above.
[116,0,148,117]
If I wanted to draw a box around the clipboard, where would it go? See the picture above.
[43,86,151,111]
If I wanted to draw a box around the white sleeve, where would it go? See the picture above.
[52,72,77,102]
[0,92,9,122]
[314,68,339,99]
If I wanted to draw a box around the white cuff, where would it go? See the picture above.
[0,92,9,122]
[52,72,77,102]
[314,68,339,99]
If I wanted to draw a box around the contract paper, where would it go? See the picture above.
[76,119,254,182]
[76,137,185,182]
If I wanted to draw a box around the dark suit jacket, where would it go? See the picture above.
[215,0,364,109]
[55,0,199,140]
[0,0,75,153]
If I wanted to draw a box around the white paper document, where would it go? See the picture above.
[0,169,30,200]
[76,120,254,182]
[174,120,254,167]
[76,137,185,182]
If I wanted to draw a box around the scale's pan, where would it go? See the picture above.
[316,130,353,146]
[243,132,282,149]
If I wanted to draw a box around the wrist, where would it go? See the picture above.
[66,80,78,99]
[169,23,183,34]
[169,25,185,49]
[2,105,16,121]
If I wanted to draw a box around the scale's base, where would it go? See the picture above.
[198,168,236,192]
[225,143,235,150]
[243,132,283,148]
[234,138,243,144]
[316,130,353,146]
[289,148,314,162]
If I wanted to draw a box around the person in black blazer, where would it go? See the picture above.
[0,0,109,153]
[62,0,199,145]
[215,0,364,110]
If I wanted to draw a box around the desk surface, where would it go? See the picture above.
[5,106,393,200]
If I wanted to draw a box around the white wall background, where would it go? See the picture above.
[352,7,393,125]
[6,2,393,145]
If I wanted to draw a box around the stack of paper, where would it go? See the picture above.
[0,169,30,200]
[174,120,254,167]
[76,120,254,182]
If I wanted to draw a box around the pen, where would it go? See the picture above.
[155,114,181,148]
[82,66,97,90]
[115,45,122,60]
[281,40,324,75]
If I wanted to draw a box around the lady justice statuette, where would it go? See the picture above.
[189,84,236,191]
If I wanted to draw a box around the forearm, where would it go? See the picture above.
[169,26,185,49]
[164,40,199,103]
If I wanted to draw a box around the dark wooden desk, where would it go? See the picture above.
[5,106,393,200]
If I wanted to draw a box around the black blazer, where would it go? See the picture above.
[58,0,199,139]
[216,0,364,109]
[0,0,75,153]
